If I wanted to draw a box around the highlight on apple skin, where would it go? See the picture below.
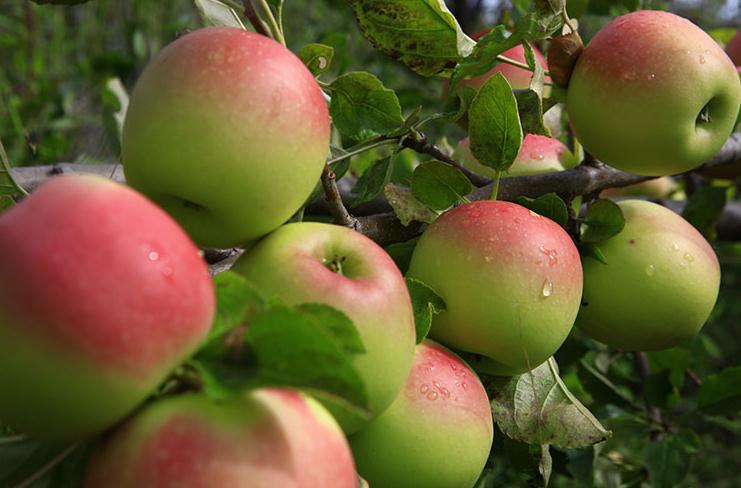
[84,389,358,488]
[577,200,720,351]
[567,10,741,176]
[231,222,416,433]
[407,200,583,376]
[122,27,330,248]
[0,174,215,440]
[458,133,576,178]
[350,339,493,488]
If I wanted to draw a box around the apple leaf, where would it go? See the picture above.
[580,199,625,244]
[514,0,565,41]
[697,365,741,415]
[347,0,475,77]
[468,73,523,173]
[385,237,419,275]
[0,438,90,488]
[329,72,404,141]
[384,182,438,226]
[441,85,477,124]
[491,357,611,448]
[449,25,522,94]
[523,42,546,98]
[244,305,368,409]
[411,161,472,211]
[348,156,394,208]
[405,278,446,343]
[514,89,550,137]
[193,0,246,29]
[294,303,365,355]
[642,438,692,488]
[516,193,568,227]
[0,137,27,205]
[578,242,608,264]
[299,43,334,77]
[682,185,727,240]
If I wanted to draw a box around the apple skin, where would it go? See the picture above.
[459,36,549,91]
[84,389,357,488]
[726,30,741,66]
[407,201,583,376]
[0,174,215,440]
[350,339,493,488]
[231,222,416,433]
[577,200,720,351]
[567,10,741,176]
[122,28,330,248]
[459,133,576,178]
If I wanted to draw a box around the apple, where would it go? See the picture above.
[231,222,416,433]
[0,174,215,440]
[407,201,583,376]
[122,27,330,248]
[577,200,720,350]
[459,133,576,178]
[726,30,741,66]
[350,339,493,488]
[84,388,357,487]
[600,176,679,199]
[567,10,741,176]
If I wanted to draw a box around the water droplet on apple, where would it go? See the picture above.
[683,252,694,262]
[484,256,492,263]
[699,55,706,64]
[536,153,544,160]
[672,243,680,252]
[461,382,468,390]
[148,251,160,261]
[419,384,429,394]
[645,264,655,276]
[538,246,558,266]
[541,278,553,297]
[440,387,450,399]
[426,391,439,401]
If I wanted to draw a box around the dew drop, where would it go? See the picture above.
[541,278,553,298]
[672,243,680,252]
[699,55,706,64]
[683,252,694,262]
[645,264,655,276]
[538,246,558,266]
[426,391,439,401]
[484,256,492,263]
[536,153,544,160]
[461,382,468,390]
[148,251,160,261]
[440,387,450,399]
[419,384,429,394]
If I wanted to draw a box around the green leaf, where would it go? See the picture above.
[516,193,568,227]
[449,26,522,93]
[0,439,88,488]
[329,72,404,141]
[468,73,523,172]
[697,365,741,415]
[405,278,446,343]
[682,185,727,240]
[442,85,477,124]
[514,0,565,41]
[385,237,419,275]
[579,243,608,264]
[411,161,472,211]
[348,157,393,208]
[514,89,550,136]
[245,305,368,409]
[294,303,366,355]
[581,199,625,244]
[491,358,611,448]
[199,271,267,353]
[348,0,475,76]
[0,137,26,203]
[523,42,546,97]
[101,77,129,155]
[384,182,438,226]
[193,0,246,29]
[299,43,334,77]
[642,438,691,488]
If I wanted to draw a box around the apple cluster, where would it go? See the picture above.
[0,9,737,487]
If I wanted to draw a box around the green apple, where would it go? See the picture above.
[601,176,680,199]
[459,133,576,178]
[350,339,493,488]
[231,222,416,433]
[577,200,720,350]
[0,174,215,440]
[567,10,741,176]
[407,201,583,375]
[84,389,357,487]
[122,28,330,248]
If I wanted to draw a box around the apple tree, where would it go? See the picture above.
[1,0,741,486]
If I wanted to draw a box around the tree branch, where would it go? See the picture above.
[401,133,490,187]
[320,164,358,229]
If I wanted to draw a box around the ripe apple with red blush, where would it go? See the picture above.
[0,174,215,440]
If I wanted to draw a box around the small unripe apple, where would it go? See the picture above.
[600,176,679,199]
[350,339,493,488]
[459,133,576,178]
[577,200,720,350]
[232,222,416,433]
[567,10,741,176]
[726,30,741,66]
[407,201,583,375]
[123,28,330,248]
[84,389,357,487]
[0,175,215,440]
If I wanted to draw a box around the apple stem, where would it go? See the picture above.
[490,170,502,200]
